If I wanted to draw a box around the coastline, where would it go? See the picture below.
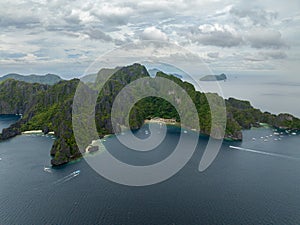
[144,118,235,140]
[144,118,179,126]
[22,130,55,135]
[22,130,43,134]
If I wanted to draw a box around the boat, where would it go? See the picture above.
[71,170,80,175]
[184,130,187,134]
[43,166,52,173]
[292,132,297,135]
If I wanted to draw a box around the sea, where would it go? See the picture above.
[199,74,300,118]
[0,75,300,225]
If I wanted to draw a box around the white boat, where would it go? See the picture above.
[71,170,80,175]
[184,130,187,134]
[43,167,52,173]
[292,132,297,135]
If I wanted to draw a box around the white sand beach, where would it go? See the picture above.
[22,130,43,134]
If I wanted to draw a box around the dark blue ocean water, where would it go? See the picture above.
[0,114,21,131]
[1,115,300,224]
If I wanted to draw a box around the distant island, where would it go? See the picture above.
[148,68,183,79]
[0,64,299,166]
[200,73,227,81]
[0,73,62,85]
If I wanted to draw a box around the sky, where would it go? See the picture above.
[0,0,300,78]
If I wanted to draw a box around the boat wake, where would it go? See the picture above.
[53,170,80,185]
[229,146,299,161]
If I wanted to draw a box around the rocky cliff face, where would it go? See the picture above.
[0,79,81,166]
[0,63,299,166]
[0,79,49,114]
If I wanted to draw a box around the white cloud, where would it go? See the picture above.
[245,28,287,49]
[140,26,168,41]
[85,29,113,41]
[187,23,243,47]
[0,0,299,76]
[207,52,219,58]
[230,6,278,27]
[91,4,133,25]
[261,50,287,59]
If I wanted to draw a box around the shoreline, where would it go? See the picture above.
[22,130,43,134]
[22,130,55,135]
[52,124,297,167]
[144,118,241,141]
[144,118,178,126]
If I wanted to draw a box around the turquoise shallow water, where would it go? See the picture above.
[0,115,300,224]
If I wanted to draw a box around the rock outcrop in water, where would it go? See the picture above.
[0,63,299,166]
[200,73,227,81]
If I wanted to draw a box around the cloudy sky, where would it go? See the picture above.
[1,0,300,78]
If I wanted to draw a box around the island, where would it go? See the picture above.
[0,63,299,166]
[0,73,62,85]
[148,68,183,79]
[200,73,227,81]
